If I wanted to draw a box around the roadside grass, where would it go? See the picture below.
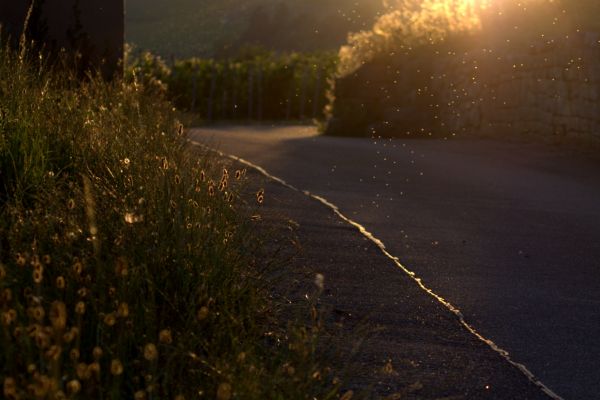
[0,43,343,399]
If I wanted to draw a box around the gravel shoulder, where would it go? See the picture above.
[242,164,551,400]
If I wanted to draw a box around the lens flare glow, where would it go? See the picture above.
[338,0,564,76]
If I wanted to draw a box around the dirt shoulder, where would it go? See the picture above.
[244,166,551,400]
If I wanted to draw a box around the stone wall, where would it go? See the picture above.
[326,32,600,142]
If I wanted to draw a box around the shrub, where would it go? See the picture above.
[125,49,338,122]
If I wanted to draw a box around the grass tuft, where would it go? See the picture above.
[0,42,341,399]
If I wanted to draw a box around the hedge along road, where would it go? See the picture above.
[189,125,600,400]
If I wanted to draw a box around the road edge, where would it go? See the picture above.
[190,139,564,400]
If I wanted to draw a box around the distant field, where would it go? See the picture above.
[125,0,385,58]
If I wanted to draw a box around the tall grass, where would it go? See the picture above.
[0,42,341,399]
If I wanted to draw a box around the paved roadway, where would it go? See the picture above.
[190,125,600,400]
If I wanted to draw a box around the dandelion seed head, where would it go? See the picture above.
[3,377,17,398]
[110,359,124,376]
[314,273,325,291]
[33,262,43,274]
[53,389,67,400]
[2,288,12,302]
[71,349,81,362]
[135,390,147,400]
[34,331,50,349]
[143,343,158,361]
[56,276,66,289]
[117,303,129,318]
[49,301,67,331]
[33,269,43,284]
[216,383,232,400]
[103,313,117,327]
[75,301,86,315]
[72,261,83,275]
[76,363,91,380]
[63,330,76,343]
[16,253,27,267]
[12,326,24,339]
[1,310,17,326]
[31,306,45,322]
[30,254,41,266]
[67,380,81,395]
[197,306,209,321]
[159,329,173,344]
[125,212,143,224]
[93,346,103,361]
[115,257,129,277]
[89,362,101,377]
[45,345,62,361]
[256,189,265,204]
[382,359,395,375]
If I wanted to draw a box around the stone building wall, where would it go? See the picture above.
[326,32,600,142]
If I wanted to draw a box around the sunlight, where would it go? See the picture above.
[339,0,492,75]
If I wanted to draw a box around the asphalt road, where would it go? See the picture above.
[189,125,600,400]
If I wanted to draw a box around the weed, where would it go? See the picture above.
[0,40,341,399]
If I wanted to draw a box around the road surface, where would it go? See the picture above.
[190,125,600,400]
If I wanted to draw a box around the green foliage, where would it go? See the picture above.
[0,43,341,399]
[337,0,488,77]
[336,0,600,78]
[128,49,338,122]
[125,0,383,58]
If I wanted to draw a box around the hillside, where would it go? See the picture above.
[125,0,386,58]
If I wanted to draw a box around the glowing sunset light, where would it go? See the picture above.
[339,0,491,75]
[338,0,571,76]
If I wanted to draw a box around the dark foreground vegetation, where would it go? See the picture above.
[0,42,342,399]
[128,48,337,122]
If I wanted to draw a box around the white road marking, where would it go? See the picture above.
[192,140,564,400]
